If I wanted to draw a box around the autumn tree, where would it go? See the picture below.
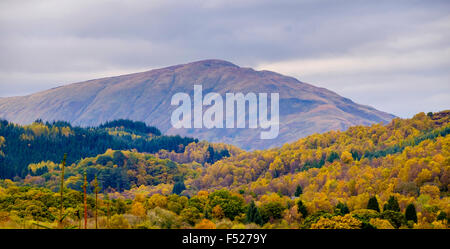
[131,201,146,218]
[195,219,216,229]
[209,190,245,220]
[180,207,201,226]
[212,205,224,220]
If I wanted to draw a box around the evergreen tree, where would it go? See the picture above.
[436,211,447,222]
[245,200,263,225]
[294,184,303,197]
[297,200,308,218]
[207,146,215,164]
[405,203,417,223]
[172,179,186,195]
[367,196,380,212]
[384,196,401,212]
[335,202,350,215]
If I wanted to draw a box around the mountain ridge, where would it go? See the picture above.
[0,59,395,150]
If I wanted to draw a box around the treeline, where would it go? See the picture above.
[0,119,197,179]
[26,150,195,192]
[0,181,447,229]
[99,119,161,136]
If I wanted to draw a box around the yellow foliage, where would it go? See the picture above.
[369,218,394,229]
[212,205,225,220]
[311,214,362,229]
[131,202,146,217]
[194,219,216,229]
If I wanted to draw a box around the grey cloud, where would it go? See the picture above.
[0,0,449,117]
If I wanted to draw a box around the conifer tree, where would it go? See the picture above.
[294,184,303,197]
[297,200,308,218]
[405,203,417,223]
[367,196,380,212]
[172,178,186,195]
[245,201,263,225]
[384,196,400,212]
[335,202,350,215]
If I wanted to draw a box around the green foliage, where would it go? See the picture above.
[405,203,417,223]
[0,119,197,179]
[351,209,380,223]
[0,111,448,229]
[381,210,405,229]
[384,196,401,212]
[209,190,245,220]
[245,201,263,225]
[294,184,303,197]
[172,180,186,195]
[335,202,350,215]
[99,119,161,136]
[302,211,333,228]
[260,201,285,223]
[180,207,201,226]
[436,211,447,222]
[326,151,340,163]
[367,196,380,212]
[206,145,231,164]
[297,199,308,218]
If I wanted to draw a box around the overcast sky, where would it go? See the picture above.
[0,0,449,118]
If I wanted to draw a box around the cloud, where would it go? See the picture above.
[0,0,449,117]
[256,15,450,117]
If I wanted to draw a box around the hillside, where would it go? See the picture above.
[0,119,199,179]
[0,59,395,150]
[0,111,448,229]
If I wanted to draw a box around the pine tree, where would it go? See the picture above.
[207,145,215,164]
[245,201,263,225]
[294,184,303,197]
[335,202,350,215]
[297,200,308,218]
[384,196,400,212]
[405,203,417,223]
[172,179,186,195]
[367,196,380,212]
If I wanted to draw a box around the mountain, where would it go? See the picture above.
[0,59,395,150]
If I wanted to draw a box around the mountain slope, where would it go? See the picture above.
[0,59,395,150]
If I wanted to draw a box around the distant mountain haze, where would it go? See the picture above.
[0,59,395,150]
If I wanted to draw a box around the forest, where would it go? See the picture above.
[0,111,448,229]
[0,119,198,179]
